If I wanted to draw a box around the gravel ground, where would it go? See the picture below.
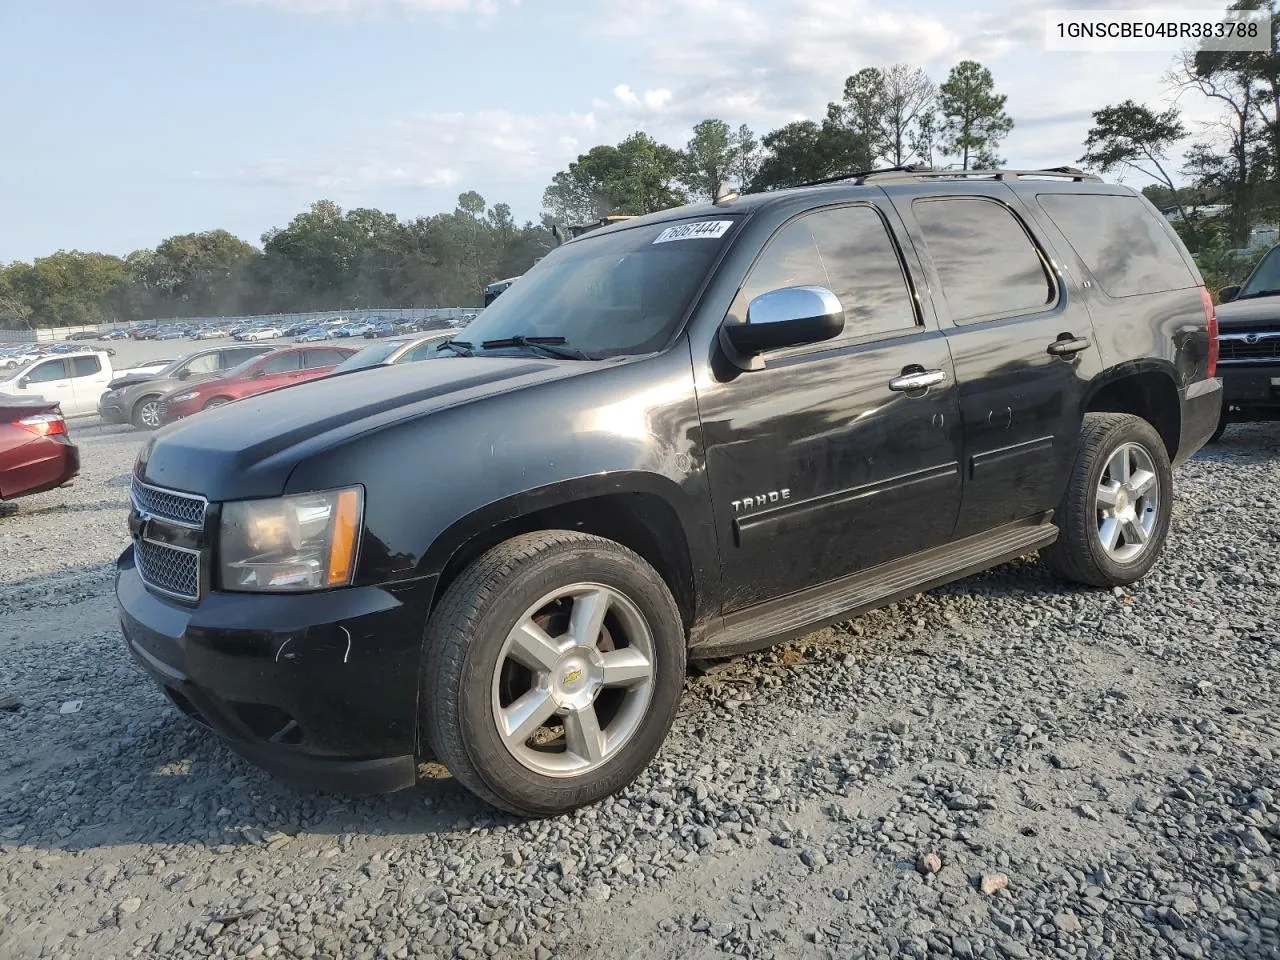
[2,417,1279,960]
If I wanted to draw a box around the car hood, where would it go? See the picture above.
[109,372,163,390]
[138,356,598,500]
[1217,294,1280,328]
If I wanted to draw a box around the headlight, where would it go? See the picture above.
[102,389,121,401]
[219,487,363,592]
[168,391,199,404]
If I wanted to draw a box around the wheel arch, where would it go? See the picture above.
[1082,362,1181,460]
[422,474,706,636]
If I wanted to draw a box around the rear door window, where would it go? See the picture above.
[912,197,1055,323]
[1036,194,1197,297]
[71,355,102,377]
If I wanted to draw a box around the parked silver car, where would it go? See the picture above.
[326,330,460,374]
[97,345,274,429]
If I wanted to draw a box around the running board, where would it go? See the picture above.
[688,515,1058,658]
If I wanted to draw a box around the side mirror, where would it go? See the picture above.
[174,368,190,381]
[1218,285,1241,303]
[721,286,845,369]
[17,378,29,389]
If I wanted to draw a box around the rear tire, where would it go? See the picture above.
[1041,413,1173,588]
[422,531,685,817]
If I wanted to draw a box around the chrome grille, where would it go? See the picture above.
[131,478,207,528]
[136,539,200,601]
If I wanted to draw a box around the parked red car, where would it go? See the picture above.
[0,397,79,501]
[156,346,357,425]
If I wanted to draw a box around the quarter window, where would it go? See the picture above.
[913,198,1055,323]
[1037,194,1197,298]
[732,205,918,341]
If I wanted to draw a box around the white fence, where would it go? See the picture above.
[0,307,479,343]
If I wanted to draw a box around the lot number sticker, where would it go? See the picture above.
[653,221,734,244]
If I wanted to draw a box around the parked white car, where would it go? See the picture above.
[0,350,114,417]
[243,327,283,342]
[1,348,43,370]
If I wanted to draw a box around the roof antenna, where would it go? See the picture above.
[714,180,739,205]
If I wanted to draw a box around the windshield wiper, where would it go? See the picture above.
[1235,288,1280,301]
[479,335,591,361]
[436,339,474,356]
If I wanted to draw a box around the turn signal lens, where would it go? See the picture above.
[16,413,67,437]
[326,489,361,586]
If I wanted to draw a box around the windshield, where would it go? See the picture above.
[1239,246,1280,299]
[332,341,408,373]
[458,218,738,358]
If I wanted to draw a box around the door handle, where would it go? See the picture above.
[888,369,947,392]
[1047,335,1091,357]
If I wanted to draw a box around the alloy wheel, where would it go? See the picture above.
[490,583,656,777]
[1095,441,1160,563]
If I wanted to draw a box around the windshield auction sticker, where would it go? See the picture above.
[653,221,735,244]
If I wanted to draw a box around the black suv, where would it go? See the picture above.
[1210,243,1280,438]
[117,168,1221,817]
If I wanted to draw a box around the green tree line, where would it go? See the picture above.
[0,194,555,330]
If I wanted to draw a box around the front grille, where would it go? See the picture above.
[136,539,200,601]
[1219,332,1280,363]
[131,478,207,528]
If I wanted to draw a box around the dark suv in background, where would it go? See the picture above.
[1211,243,1280,439]
[117,167,1221,817]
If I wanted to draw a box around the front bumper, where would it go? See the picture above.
[1175,378,1224,465]
[116,547,437,794]
[1219,363,1280,418]
[98,399,127,423]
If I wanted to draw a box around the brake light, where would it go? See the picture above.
[15,413,67,437]
[1200,286,1219,379]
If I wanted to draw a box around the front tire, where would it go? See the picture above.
[131,395,162,430]
[1041,412,1173,588]
[423,531,685,817]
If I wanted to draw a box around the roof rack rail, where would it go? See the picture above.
[861,166,1101,184]
[795,165,931,188]
[796,165,1101,188]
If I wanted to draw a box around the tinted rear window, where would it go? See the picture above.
[1036,194,1196,298]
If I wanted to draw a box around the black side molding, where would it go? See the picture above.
[969,436,1054,480]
